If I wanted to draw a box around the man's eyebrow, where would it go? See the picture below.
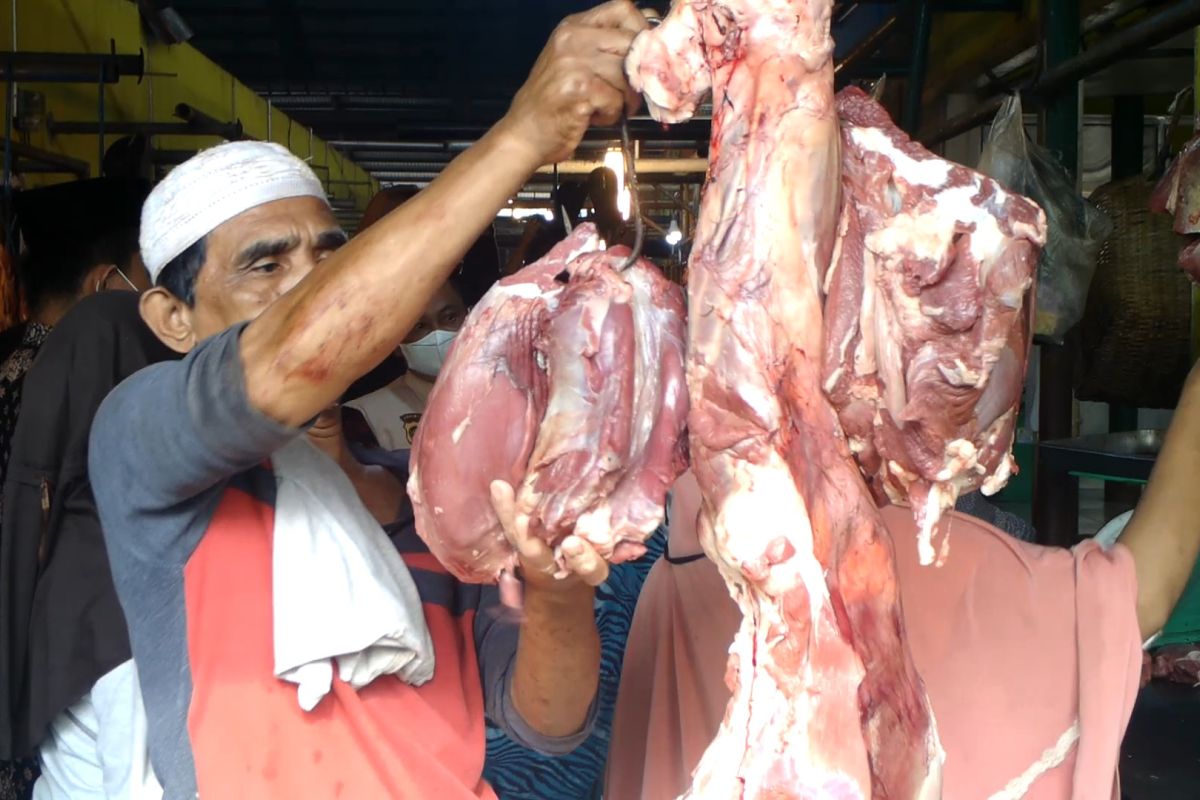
[317,229,349,250]
[236,235,301,267]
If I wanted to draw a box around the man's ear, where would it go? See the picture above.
[139,287,197,355]
[82,263,117,296]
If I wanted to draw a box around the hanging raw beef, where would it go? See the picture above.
[824,87,1044,565]
[409,224,688,583]
[628,0,1040,795]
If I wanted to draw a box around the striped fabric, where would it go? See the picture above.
[483,526,669,800]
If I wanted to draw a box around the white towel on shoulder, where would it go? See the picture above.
[271,437,435,711]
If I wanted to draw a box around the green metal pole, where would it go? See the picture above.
[1043,0,1080,178]
[902,0,933,135]
[1034,0,1081,547]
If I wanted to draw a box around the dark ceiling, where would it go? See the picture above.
[153,0,1197,248]
[167,0,924,144]
[171,0,609,95]
[162,0,1032,230]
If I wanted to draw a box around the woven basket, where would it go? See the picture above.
[1075,176,1192,409]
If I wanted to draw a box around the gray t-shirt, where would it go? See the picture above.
[90,325,593,798]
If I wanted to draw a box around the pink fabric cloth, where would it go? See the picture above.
[604,472,741,800]
[606,500,1143,799]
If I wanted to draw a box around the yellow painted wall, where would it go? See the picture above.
[1,0,378,209]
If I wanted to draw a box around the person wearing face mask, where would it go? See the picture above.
[343,188,497,450]
[402,292,463,380]
[344,278,470,449]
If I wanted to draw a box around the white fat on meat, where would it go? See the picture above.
[850,126,953,188]
[715,456,831,625]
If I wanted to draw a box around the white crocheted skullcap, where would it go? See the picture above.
[140,141,328,282]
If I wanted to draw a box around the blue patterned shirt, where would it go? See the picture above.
[483,527,668,799]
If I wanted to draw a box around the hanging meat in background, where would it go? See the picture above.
[628,1,945,797]
[824,88,1044,565]
[408,223,688,583]
[1150,132,1200,280]
[1150,645,1200,686]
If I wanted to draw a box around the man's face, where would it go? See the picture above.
[189,196,346,341]
[402,282,467,345]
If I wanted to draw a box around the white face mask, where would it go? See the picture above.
[401,329,458,378]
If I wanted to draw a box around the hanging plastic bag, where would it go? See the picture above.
[977,94,1112,343]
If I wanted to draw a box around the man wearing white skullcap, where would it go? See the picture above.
[87,4,647,798]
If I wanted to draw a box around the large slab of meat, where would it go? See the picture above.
[824,88,1044,565]
[408,224,688,582]
[628,2,944,797]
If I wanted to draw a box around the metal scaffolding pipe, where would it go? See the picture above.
[0,50,144,83]
[834,15,898,75]
[977,0,1151,91]
[923,0,1200,145]
[330,140,450,151]
[335,139,707,157]
[356,160,451,171]
[368,172,441,180]
[173,103,251,140]
[902,0,934,134]
[1036,0,1200,92]
[49,117,245,140]
[321,118,712,144]
[345,149,452,160]
[10,141,89,177]
[535,158,708,175]
[525,170,707,186]
[345,153,452,165]
[1033,0,1083,547]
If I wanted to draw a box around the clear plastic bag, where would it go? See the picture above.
[977,94,1112,343]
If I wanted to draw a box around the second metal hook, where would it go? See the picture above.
[619,114,644,270]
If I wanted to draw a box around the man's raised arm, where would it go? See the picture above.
[241,1,649,427]
[1120,360,1200,639]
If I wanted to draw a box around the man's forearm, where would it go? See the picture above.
[1121,363,1200,638]
[510,584,600,738]
[241,123,539,426]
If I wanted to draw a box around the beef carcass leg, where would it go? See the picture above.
[628,2,943,798]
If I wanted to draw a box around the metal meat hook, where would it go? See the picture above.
[617,8,659,270]
[619,113,645,270]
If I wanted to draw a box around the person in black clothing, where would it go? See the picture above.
[343,187,501,450]
[0,179,148,800]
[0,292,173,799]
[0,179,150,533]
